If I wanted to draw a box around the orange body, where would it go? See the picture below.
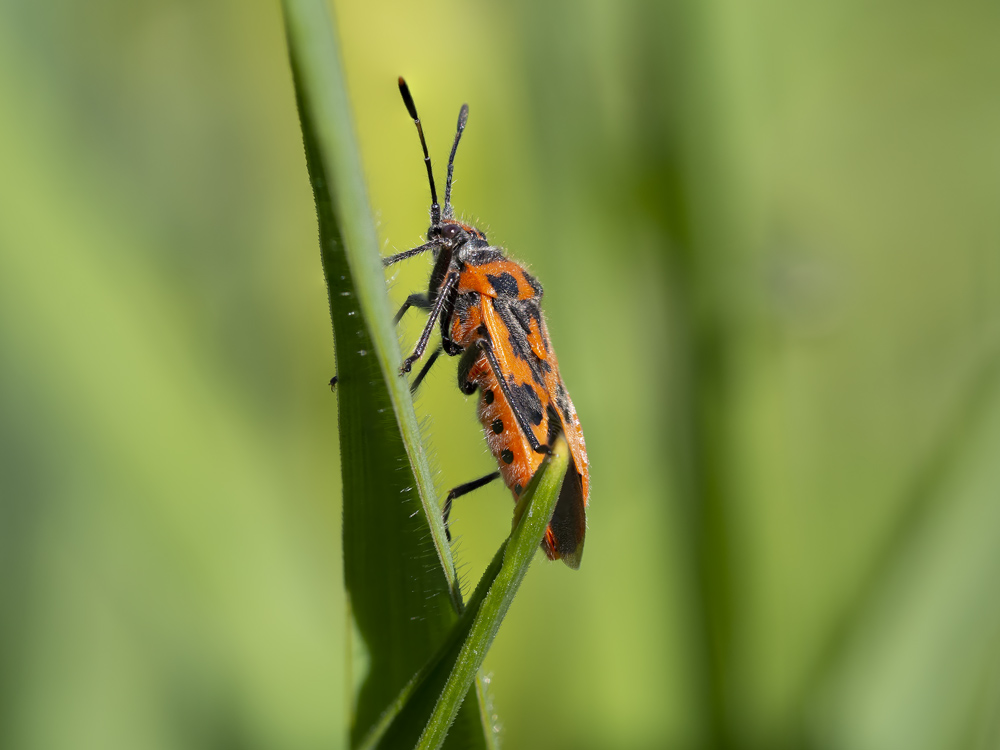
[447,251,589,567]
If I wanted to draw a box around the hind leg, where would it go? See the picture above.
[442,472,501,542]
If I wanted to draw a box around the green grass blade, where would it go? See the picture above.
[280,1,490,746]
[360,543,510,750]
[412,437,570,750]
[352,541,508,750]
[352,436,568,749]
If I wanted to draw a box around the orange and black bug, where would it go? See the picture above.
[341,78,589,567]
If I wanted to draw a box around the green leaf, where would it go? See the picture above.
[280,1,491,747]
[356,436,570,750]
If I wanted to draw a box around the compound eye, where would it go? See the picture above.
[441,224,462,240]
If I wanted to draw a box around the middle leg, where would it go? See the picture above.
[409,346,442,394]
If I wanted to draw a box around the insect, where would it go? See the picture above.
[346,78,589,568]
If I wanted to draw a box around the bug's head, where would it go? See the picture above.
[398,77,469,232]
[428,220,488,251]
[428,221,466,246]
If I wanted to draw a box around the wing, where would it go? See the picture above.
[485,297,589,568]
[481,296,554,450]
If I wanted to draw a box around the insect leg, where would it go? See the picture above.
[410,346,442,394]
[328,294,434,389]
[381,241,439,268]
[477,338,550,454]
[394,293,431,324]
[401,271,458,373]
[442,471,501,542]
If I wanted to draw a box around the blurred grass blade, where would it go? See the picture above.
[800,343,1000,710]
[280,1,490,747]
[355,436,569,749]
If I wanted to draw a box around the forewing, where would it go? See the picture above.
[481,297,553,448]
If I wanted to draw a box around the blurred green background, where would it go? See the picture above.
[2,0,1000,748]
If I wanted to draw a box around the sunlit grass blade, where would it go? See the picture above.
[352,436,569,749]
[415,438,570,750]
[280,0,490,746]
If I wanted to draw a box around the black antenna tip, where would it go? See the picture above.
[457,103,469,131]
[398,77,419,120]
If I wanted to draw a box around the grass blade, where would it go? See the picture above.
[412,437,570,750]
[353,436,569,749]
[280,1,490,746]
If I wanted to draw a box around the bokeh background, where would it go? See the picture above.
[2,0,1000,748]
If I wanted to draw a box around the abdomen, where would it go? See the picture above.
[465,352,545,500]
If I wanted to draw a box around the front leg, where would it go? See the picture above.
[381,240,439,267]
[401,271,458,373]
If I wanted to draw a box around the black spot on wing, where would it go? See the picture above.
[450,292,478,329]
[486,272,520,299]
[491,298,554,391]
[511,381,544,427]
[505,304,534,360]
[515,301,550,357]
[555,380,573,423]
[546,403,563,444]
[509,300,551,365]
[491,299,542,385]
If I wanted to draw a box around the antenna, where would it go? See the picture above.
[398,77,440,225]
[444,104,469,218]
